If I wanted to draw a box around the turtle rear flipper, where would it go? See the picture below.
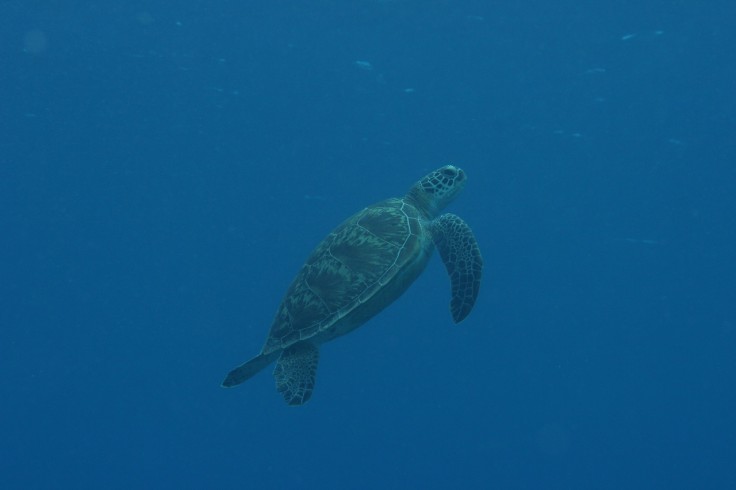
[222,351,280,387]
[432,213,483,323]
[274,341,319,405]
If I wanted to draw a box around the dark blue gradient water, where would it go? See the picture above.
[2,1,735,488]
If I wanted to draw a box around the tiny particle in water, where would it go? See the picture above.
[624,238,660,245]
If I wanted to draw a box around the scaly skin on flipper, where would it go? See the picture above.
[431,213,483,323]
[274,341,319,405]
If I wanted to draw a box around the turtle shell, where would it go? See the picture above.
[261,197,432,354]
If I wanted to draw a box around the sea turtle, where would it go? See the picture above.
[222,165,483,405]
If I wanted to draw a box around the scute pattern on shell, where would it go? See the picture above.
[262,198,425,353]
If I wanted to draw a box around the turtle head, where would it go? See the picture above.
[406,165,467,218]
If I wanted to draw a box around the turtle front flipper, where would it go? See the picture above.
[274,341,319,405]
[431,213,483,323]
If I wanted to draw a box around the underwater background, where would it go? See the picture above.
[2,1,735,488]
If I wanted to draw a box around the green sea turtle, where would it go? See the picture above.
[222,165,483,405]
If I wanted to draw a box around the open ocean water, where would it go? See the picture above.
[2,1,735,488]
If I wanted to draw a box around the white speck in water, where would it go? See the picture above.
[354,60,373,71]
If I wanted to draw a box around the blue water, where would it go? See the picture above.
[2,1,735,488]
